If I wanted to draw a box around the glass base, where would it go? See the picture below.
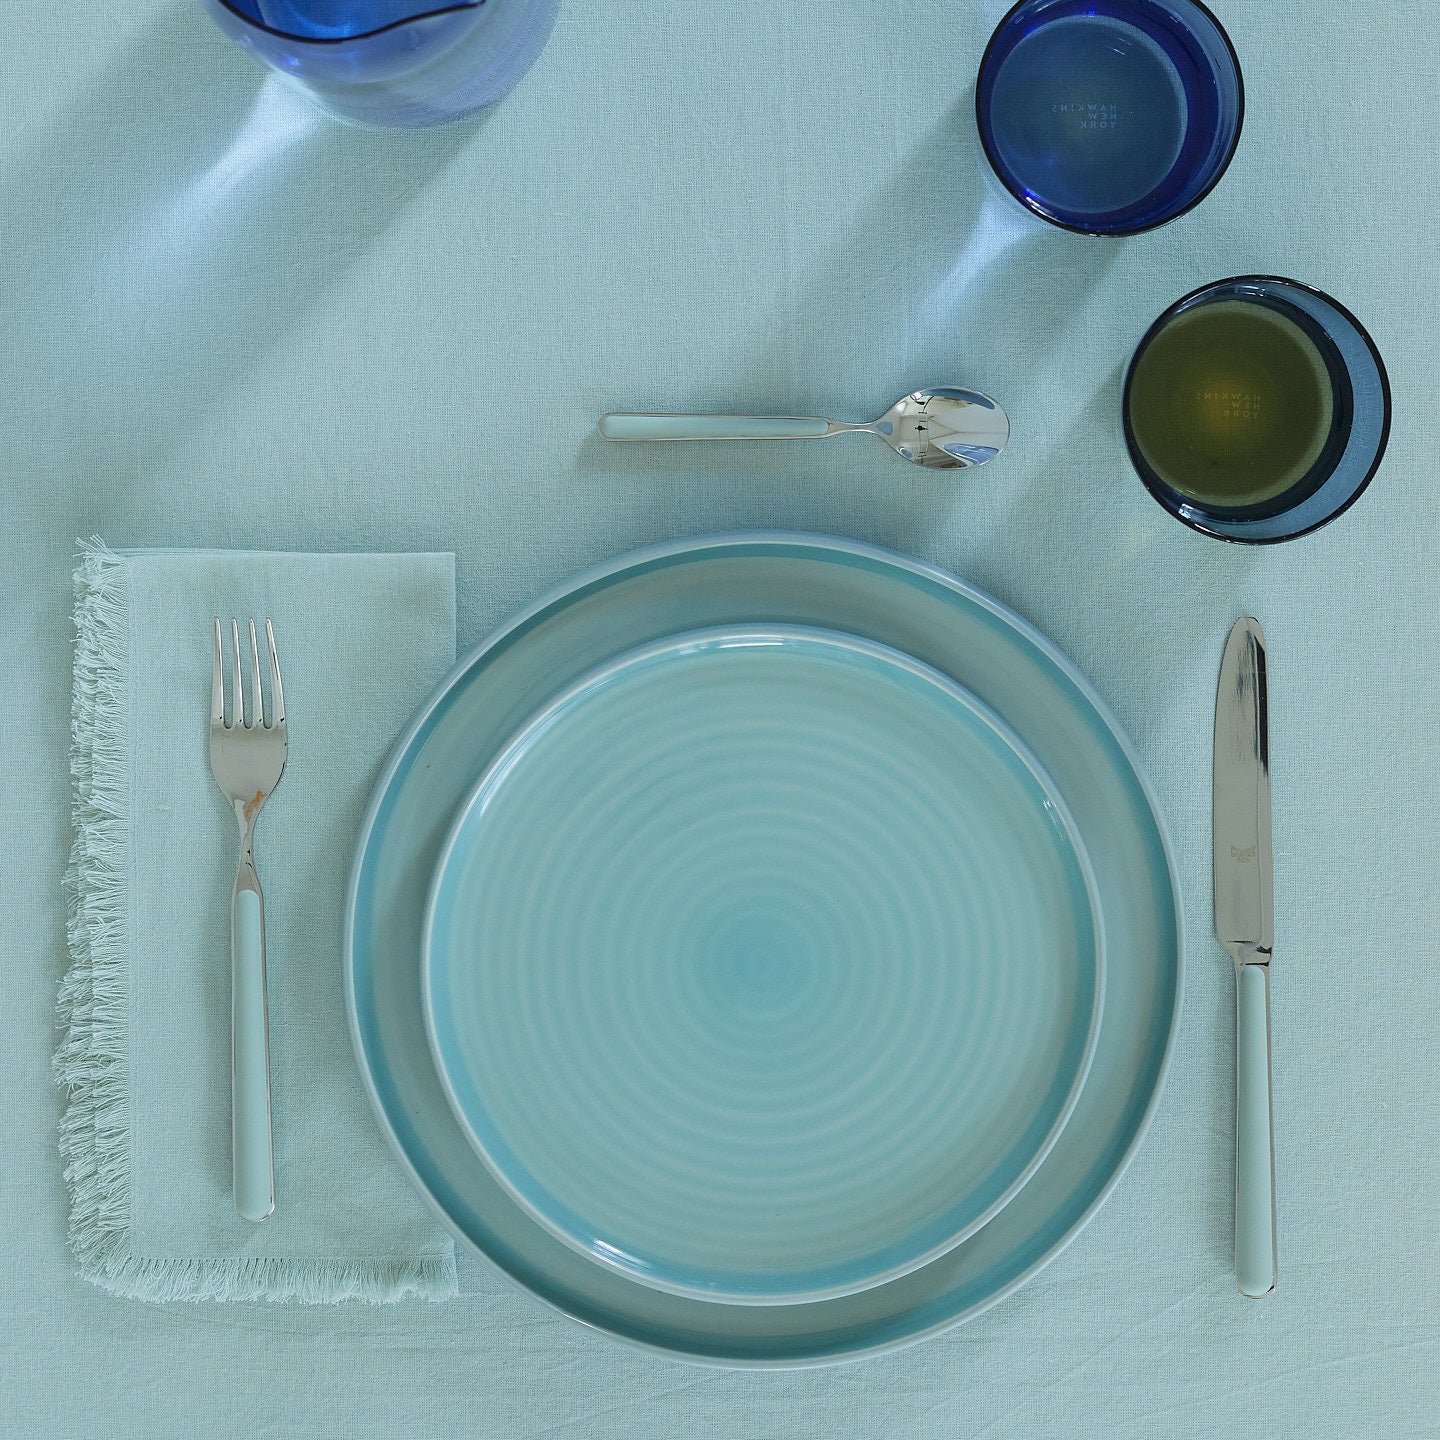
[976,0,1243,236]
[202,0,561,129]
[1124,277,1391,544]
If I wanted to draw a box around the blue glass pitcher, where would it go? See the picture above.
[201,0,560,127]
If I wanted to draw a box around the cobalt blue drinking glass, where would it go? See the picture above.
[1123,277,1391,544]
[200,0,560,127]
[975,0,1243,235]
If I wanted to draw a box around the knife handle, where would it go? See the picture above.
[1236,962,1276,1297]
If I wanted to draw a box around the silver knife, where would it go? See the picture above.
[1214,616,1277,1297]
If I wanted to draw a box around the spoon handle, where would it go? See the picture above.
[599,414,834,441]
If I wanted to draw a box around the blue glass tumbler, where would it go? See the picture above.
[1123,277,1391,543]
[200,0,560,128]
[975,0,1243,235]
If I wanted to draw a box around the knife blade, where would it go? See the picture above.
[1213,616,1276,1298]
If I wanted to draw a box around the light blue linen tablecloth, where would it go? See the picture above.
[3,1,1437,1436]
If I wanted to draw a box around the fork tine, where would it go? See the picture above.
[230,619,244,730]
[212,619,225,726]
[248,620,264,730]
[266,620,285,728]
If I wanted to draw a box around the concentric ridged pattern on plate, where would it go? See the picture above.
[426,628,1101,1303]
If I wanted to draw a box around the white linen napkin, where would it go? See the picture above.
[56,544,459,1302]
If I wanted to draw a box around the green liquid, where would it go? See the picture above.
[1126,299,1340,510]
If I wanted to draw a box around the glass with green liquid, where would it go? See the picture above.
[1123,277,1390,542]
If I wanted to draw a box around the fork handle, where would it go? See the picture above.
[233,880,275,1222]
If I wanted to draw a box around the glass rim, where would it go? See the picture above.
[210,0,484,45]
[974,0,1246,238]
[1122,274,1393,545]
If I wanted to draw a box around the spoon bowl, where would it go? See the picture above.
[870,388,1011,469]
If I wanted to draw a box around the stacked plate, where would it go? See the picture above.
[345,534,1182,1365]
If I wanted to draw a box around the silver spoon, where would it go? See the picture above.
[598,387,1011,470]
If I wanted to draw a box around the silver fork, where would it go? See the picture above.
[209,619,287,1222]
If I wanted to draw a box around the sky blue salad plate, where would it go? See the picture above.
[422,624,1104,1305]
[345,533,1183,1366]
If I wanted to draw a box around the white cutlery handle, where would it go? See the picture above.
[599,413,833,441]
[233,880,275,1222]
[1235,962,1276,1296]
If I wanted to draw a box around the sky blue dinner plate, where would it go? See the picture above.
[345,534,1182,1366]
[423,625,1104,1305]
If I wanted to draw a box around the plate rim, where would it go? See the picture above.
[344,530,1185,1367]
[419,621,1107,1307]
